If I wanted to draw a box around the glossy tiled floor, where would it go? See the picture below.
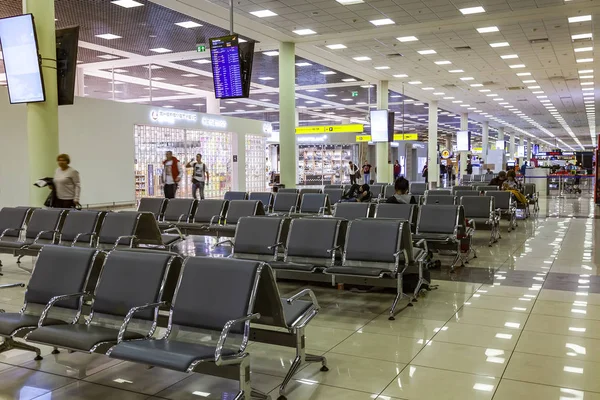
[0,194,599,399]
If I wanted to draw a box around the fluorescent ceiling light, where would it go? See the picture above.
[477,26,498,33]
[111,0,143,8]
[175,21,202,28]
[370,18,395,26]
[336,0,364,4]
[96,33,122,40]
[142,65,162,69]
[393,74,408,78]
[579,69,593,74]
[114,69,128,73]
[193,59,211,64]
[306,89,319,92]
[375,66,390,70]
[433,92,445,95]
[572,33,593,40]
[353,56,371,61]
[443,97,455,100]
[580,75,594,79]
[522,80,536,83]
[569,15,592,23]
[581,82,594,85]
[325,94,337,97]
[342,78,356,82]
[258,77,274,81]
[293,29,317,35]
[182,73,197,77]
[470,83,483,87]
[326,44,347,49]
[479,89,491,92]
[150,48,172,53]
[460,6,485,14]
[422,87,435,90]
[510,64,526,68]
[250,10,277,17]
[577,58,593,63]
[263,51,279,56]
[528,86,541,89]
[575,47,593,52]
[449,69,464,73]
[490,42,510,47]
[320,71,336,75]
[184,84,198,87]
[295,62,311,67]
[418,49,436,55]
[97,54,119,60]
[151,77,165,81]
[409,81,422,84]
[501,54,519,59]
[487,93,499,97]
[460,77,474,81]
[516,72,531,76]
[397,36,418,42]
[435,60,452,65]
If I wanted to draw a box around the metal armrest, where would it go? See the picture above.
[213,239,233,248]
[71,232,97,247]
[209,215,224,226]
[164,226,184,239]
[318,206,327,216]
[215,313,261,366]
[288,206,298,214]
[38,292,90,327]
[326,245,341,255]
[117,301,166,343]
[267,242,285,251]
[0,283,25,289]
[0,228,23,241]
[112,235,137,250]
[33,230,60,244]
[177,213,190,223]
[286,288,320,309]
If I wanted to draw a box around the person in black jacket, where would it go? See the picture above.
[387,177,414,204]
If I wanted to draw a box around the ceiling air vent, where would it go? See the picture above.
[482,81,495,85]
[573,36,592,43]
[529,38,549,44]
[507,86,524,90]
[454,46,472,51]
[517,99,528,102]
[386,53,404,58]
[442,83,457,88]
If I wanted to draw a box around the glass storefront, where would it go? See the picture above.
[297,144,357,186]
[245,134,267,193]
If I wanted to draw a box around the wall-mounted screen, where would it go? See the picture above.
[457,130,471,151]
[209,35,254,99]
[0,14,45,104]
[56,26,80,106]
[370,109,394,142]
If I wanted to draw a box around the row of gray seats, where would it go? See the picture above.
[0,245,327,400]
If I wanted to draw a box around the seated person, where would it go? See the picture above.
[341,184,372,202]
[489,171,507,188]
[502,170,521,191]
[357,184,372,203]
[386,177,414,204]
[342,184,360,201]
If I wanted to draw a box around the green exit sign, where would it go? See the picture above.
[197,45,206,52]
[351,91,358,97]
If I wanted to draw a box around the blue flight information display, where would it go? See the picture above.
[210,35,243,99]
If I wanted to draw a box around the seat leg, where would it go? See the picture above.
[251,389,270,400]
[16,255,24,264]
[278,355,302,400]
[305,354,328,371]
[389,273,411,320]
[237,356,251,400]
[1,337,43,360]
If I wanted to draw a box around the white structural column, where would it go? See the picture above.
[482,121,489,161]
[498,127,505,147]
[75,67,85,97]
[428,101,439,188]
[375,80,391,183]
[509,133,516,161]
[279,42,296,188]
[459,113,468,182]
[527,139,533,162]
[445,134,452,151]
[205,93,221,114]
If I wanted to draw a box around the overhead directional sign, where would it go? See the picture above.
[355,135,372,142]
[296,124,364,134]
[393,133,419,141]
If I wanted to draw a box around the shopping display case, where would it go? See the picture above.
[297,144,356,186]
[245,135,267,192]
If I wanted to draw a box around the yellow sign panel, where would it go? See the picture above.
[392,133,419,141]
[441,149,451,159]
[355,135,372,142]
[296,124,364,134]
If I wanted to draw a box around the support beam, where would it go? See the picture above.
[428,101,439,188]
[279,42,296,188]
[375,81,391,184]
[459,113,468,183]
[482,121,489,161]
[509,133,516,162]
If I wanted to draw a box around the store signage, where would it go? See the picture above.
[441,149,451,159]
[201,117,227,129]
[393,133,418,141]
[296,124,364,134]
[297,135,328,143]
[150,109,198,124]
[355,135,372,142]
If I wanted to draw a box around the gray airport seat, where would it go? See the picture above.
[454,189,480,199]
[424,195,457,205]
[451,186,473,195]
[425,189,452,196]
[299,188,323,196]
[415,205,474,270]
[485,191,517,232]
[208,200,266,237]
[370,184,385,200]
[224,191,249,201]
[177,199,229,235]
[95,212,140,250]
[482,173,496,182]
[297,193,330,215]
[271,193,300,214]
[227,216,290,262]
[248,192,274,211]
[137,198,167,220]
[158,199,196,230]
[375,203,418,233]
[384,185,395,199]
[0,246,104,359]
[327,219,421,319]
[324,188,343,205]
[333,202,372,220]
[26,250,179,354]
[108,257,267,400]
[410,183,427,196]
[522,183,539,213]
[460,196,500,246]
[477,185,500,193]
[324,184,342,189]
[277,188,299,194]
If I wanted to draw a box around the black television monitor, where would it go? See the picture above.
[370,110,394,142]
[209,34,254,99]
[0,14,45,104]
[56,26,80,106]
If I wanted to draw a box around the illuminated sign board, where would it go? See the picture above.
[296,124,364,134]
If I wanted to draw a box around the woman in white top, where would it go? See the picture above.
[53,154,81,208]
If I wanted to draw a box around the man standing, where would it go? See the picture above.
[186,154,210,200]
[362,160,372,184]
[162,151,183,199]
[348,161,359,185]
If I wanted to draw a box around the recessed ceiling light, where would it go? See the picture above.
[577,58,594,63]
[193,59,211,64]
[175,21,202,28]
[370,18,395,26]
[111,0,143,8]
[575,47,593,53]
[422,87,435,90]
[409,81,422,84]
[444,97,455,100]
[341,98,353,101]
[418,49,436,55]
[501,54,519,59]
[470,83,483,87]
[113,69,128,73]
[580,75,594,79]
[397,36,418,42]
[263,51,279,56]
[306,89,319,92]
[182,73,197,77]
[325,94,337,97]
[360,84,374,88]
[375,66,390,70]
[510,64,526,68]
[537,95,548,98]
[487,93,499,97]
[433,92,445,95]
[572,33,593,40]
[516,72,531,76]
[97,54,119,60]
[479,89,491,92]
[95,33,122,40]
[246,104,257,107]
[336,0,364,4]
[393,74,408,78]
[184,84,198,87]
[449,69,464,73]
[569,15,592,23]
[320,71,336,75]
[342,78,357,82]
[490,42,510,47]
[579,69,594,74]
[143,65,162,70]
[460,77,474,81]
[477,26,498,33]
[435,60,452,65]
[532,91,544,94]
[353,56,371,61]
[295,62,311,67]
[582,87,595,91]
[460,6,485,14]
[528,86,541,89]
[192,103,204,106]
[151,77,166,81]
[293,29,317,35]
[250,10,277,17]
[258,77,275,81]
[452,100,463,103]
[150,48,172,53]
[326,44,347,50]
[522,80,536,83]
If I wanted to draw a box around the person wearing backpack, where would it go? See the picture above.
[186,153,210,200]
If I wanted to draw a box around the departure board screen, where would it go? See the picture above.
[210,35,243,99]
